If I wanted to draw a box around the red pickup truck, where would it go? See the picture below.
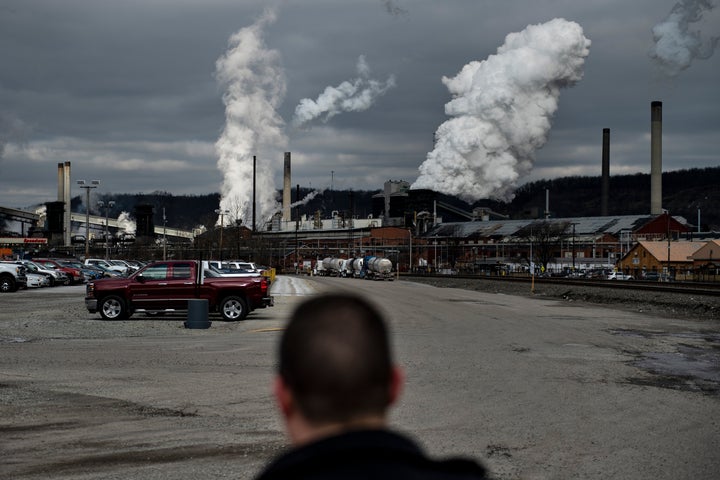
[85,260,273,321]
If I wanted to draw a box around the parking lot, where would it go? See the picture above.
[1,276,719,479]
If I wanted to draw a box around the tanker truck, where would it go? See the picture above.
[349,257,364,278]
[321,257,347,277]
[363,255,394,281]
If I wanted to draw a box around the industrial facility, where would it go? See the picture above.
[1,101,718,281]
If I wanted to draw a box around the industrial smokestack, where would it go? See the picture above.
[57,162,72,245]
[601,128,610,216]
[650,101,662,215]
[283,152,291,222]
[57,163,64,202]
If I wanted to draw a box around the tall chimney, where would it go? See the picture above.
[601,128,610,216]
[283,152,291,222]
[63,161,71,246]
[650,101,662,215]
[57,163,65,202]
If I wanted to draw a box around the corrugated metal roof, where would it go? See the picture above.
[424,214,669,238]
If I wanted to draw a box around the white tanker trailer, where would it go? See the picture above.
[349,257,364,278]
[363,255,394,281]
[320,257,348,277]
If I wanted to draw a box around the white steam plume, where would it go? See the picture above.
[290,189,324,209]
[215,8,287,226]
[292,55,396,128]
[650,0,719,76]
[411,18,591,202]
[117,212,136,235]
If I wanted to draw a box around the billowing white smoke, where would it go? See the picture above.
[412,18,591,202]
[292,55,396,128]
[650,0,719,76]
[290,189,324,209]
[215,8,287,226]
[116,211,136,235]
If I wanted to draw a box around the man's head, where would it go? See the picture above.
[275,293,402,442]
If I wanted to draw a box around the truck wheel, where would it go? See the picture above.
[99,295,128,320]
[0,274,16,293]
[220,296,248,321]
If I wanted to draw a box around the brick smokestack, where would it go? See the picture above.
[650,101,662,215]
[282,152,291,222]
[601,128,610,216]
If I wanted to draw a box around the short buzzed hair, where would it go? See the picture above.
[279,293,394,424]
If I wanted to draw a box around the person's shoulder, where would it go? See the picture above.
[254,429,490,480]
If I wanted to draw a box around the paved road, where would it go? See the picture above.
[1,276,718,479]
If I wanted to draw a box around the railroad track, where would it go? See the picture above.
[402,273,720,297]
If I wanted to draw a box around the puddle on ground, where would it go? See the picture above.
[608,329,720,395]
[635,346,720,382]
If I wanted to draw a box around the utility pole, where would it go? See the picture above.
[295,184,299,274]
[163,208,167,261]
[97,199,115,260]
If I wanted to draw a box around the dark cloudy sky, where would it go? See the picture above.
[1,0,718,212]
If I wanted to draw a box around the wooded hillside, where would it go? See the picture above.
[87,167,719,231]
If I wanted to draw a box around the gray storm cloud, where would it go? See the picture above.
[381,1,408,16]
[214,8,287,226]
[650,0,719,76]
[411,18,591,202]
[0,113,29,162]
[292,55,396,128]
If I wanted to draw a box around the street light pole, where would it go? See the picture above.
[162,207,167,261]
[571,222,578,271]
[77,180,99,259]
[97,200,115,260]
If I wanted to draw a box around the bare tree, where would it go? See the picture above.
[516,220,571,272]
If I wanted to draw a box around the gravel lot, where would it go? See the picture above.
[1,278,718,479]
[407,276,720,323]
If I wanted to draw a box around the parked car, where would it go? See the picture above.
[57,260,105,281]
[16,260,70,286]
[203,260,261,278]
[607,271,633,280]
[26,271,50,288]
[0,262,28,292]
[222,261,261,272]
[33,258,85,284]
[84,258,128,275]
[85,260,273,321]
[642,272,661,281]
[109,259,140,273]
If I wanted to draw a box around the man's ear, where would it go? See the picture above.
[274,375,293,418]
[388,365,404,406]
